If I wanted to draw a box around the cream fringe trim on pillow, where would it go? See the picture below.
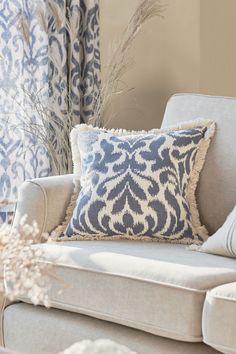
[188,244,203,251]
[51,119,216,243]
[50,234,204,245]
[186,121,216,242]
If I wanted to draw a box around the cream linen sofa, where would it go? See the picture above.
[3,94,236,354]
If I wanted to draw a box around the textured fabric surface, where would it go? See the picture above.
[57,120,215,244]
[48,0,100,125]
[203,282,236,354]
[162,94,236,234]
[197,206,236,258]
[20,241,236,342]
[0,0,50,219]
[4,303,221,354]
[0,0,100,222]
[48,0,100,174]
[12,175,74,240]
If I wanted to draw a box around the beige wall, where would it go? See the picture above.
[100,0,236,130]
[100,0,200,129]
[200,0,236,97]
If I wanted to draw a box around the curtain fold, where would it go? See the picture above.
[0,0,100,224]
[48,0,100,174]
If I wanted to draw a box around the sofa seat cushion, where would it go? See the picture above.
[4,303,221,354]
[203,282,236,354]
[25,242,236,343]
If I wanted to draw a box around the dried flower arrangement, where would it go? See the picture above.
[92,0,165,126]
[0,216,50,307]
[3,0,164,175]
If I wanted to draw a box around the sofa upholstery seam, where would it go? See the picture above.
[42,260,208,293]
[209,294,236,303]
[171,93,236,101]
[45,299,203,342]
[204,339,236,353]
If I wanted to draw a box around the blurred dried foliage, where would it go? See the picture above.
[0,216,50,307]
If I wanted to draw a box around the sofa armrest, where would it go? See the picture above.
[12,175,74,242]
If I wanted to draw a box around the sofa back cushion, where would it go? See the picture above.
[162,94,236,234]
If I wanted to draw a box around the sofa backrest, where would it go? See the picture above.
[162,93,236,235]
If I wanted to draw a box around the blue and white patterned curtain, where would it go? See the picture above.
[0,0,100,223]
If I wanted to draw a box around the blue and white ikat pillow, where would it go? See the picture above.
[56,121,215,244]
